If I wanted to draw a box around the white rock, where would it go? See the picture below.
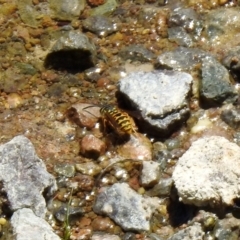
[141,161,161,187]
[93,183,160,232]
[11,208,61,240]
[172,136,240,206]
[168,223,204,240]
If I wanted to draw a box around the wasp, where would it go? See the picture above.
[83,104,137,136]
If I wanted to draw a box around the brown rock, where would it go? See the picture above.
[71,174,94,191]
[91,216,115,233]
[77,217,92,228]
[67,103,101,129]
[80,134,106,159]
[117,133,152,160]
[71,228,92,240]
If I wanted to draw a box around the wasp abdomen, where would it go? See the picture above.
[100,105,137,135]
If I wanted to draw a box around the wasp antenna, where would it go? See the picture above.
[82,105,100,111]
[83,109,99,119]
[82,105,100,119]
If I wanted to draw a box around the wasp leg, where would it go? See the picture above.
[101,117,108,136]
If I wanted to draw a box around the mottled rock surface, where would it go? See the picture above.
[49,0,85,20]
[0,135,57,218]
[168,223,204,240]
[118,70,192,136]
[80,134,106,159]
[141,161,161,187]
[205,8,240,44]
[173,136,240,207]
[156,47,209,70]
[82,15,119,37]
[200,57,237,106]
[168,8,203,42]
[221,105,240,129]
[117,133,152,160]
[168,26,193,47]
[222,46,240,72]
[11,208,61,240]
[156,47,237,106]
[213,214,240,240]
[119,44,155,62]
[93,183,160,232]
[67,103,100,129]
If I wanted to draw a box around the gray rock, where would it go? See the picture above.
[17,0,40,27]
[156,47,210,71]
[118,70,192,136]
[45,31,96,71]
[47,199,84,222]
[93,183,160,232]
[172,136,240,207]
[168,8,203,41]
[156,47,237,106]
[82,15,119,37]
[168,223,204,240]
[11,208,60,240]
[205,8,240,41]
[200,57,237,106]
[168,27,193,47]
[89,0,118,16]
[213,214,240,240]
[119,44,155,62]
[0,135,57,218]
[222,46,240,72]
[141,161,161,187]
[221,105,240,129]
[146,178,173,197]
[49,0,85,21]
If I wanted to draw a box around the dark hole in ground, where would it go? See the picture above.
[44,49,95,73]
[168,186,198,227]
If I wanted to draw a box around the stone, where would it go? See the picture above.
[75,162,102,176]
[49,0,85,21]
[67,103,100,129]
[156,47,209,71]
[89,0,118,16]
[93,183,160,232]
[168,26,193,47]
[168,7,203,41]
[141,161,161,187]
[117,133,152,160]
[82,15,119,37]
[221,105,240,129]
[173,136,240,207]
[213,214,240,240]
[146,178,173,197]
[168,223,204,240]
[92,233,121,240]
[119,44,155,62]
[222,46,240,72]
[205,8,240,42]
[11,208,61,240]
[118,70,192,136]
[200,57,237,106]
[80,134,106,159]
[47,198,85,222]
[54,163,76,177]
[0,135,57,218]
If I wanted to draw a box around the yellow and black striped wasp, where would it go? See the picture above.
[83,104,138,136]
